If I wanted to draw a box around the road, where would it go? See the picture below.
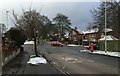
[2,42,120,75]
[37,42,119,74]
[2,45,61,75]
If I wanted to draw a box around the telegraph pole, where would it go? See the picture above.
[6,11,9,30]
[105,1,107,53]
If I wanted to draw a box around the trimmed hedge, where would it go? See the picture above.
[6,27,27,47]
[98,40,120,52]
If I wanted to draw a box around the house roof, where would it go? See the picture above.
[82,28,99,34]
[71,29,80,34]
[82,28,112,34]
[99,35,118,40]
[104,28,113,32]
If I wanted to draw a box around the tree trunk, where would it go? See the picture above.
[34,29,39,57]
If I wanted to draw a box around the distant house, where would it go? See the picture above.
[49,34,59,41]
[68,28,82,44]
[68,26,116,45]
[82,28,100,42]
[81,27,114,45]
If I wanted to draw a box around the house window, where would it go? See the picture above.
[83,36,87,39]
[91,37,96,41]
[92,35,95,37]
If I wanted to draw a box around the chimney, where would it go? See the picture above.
[75,27,77,30]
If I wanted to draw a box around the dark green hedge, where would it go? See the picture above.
[98,40,120,52]
[6,27,27,47]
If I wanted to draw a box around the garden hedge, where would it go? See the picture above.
[98,40,120,52]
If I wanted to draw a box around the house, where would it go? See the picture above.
[49,34,59,41]
[68,25,116,45]
[81,27,115,45]
[68,27,82,44]
[82,28,100,42]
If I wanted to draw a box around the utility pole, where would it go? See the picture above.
[105,1,107,53]
[61,25,63,42]
[6,11,9,30]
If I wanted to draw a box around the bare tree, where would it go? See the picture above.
[90,1,119,38]
[53,13,71,41]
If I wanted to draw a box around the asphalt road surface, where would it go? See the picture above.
[37,42,120,74]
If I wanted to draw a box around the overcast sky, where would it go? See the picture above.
[0,0,100,32]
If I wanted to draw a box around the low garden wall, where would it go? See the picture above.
[2,37,21,66]
[2,47,20,66]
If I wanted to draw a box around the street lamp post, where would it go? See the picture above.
[105,1,107,53]
[6,11,9,30]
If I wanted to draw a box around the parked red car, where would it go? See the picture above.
[51,41,63,47]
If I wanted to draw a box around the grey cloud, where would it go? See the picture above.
[1,2,99,31]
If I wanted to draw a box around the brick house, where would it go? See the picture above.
[68,28,81,44]
[68,26,115,45]
[82,28,100,42]
[81,28,114,45]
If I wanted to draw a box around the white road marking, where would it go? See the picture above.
[88,60,94,62]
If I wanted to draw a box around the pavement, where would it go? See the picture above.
[2,45,61,75]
